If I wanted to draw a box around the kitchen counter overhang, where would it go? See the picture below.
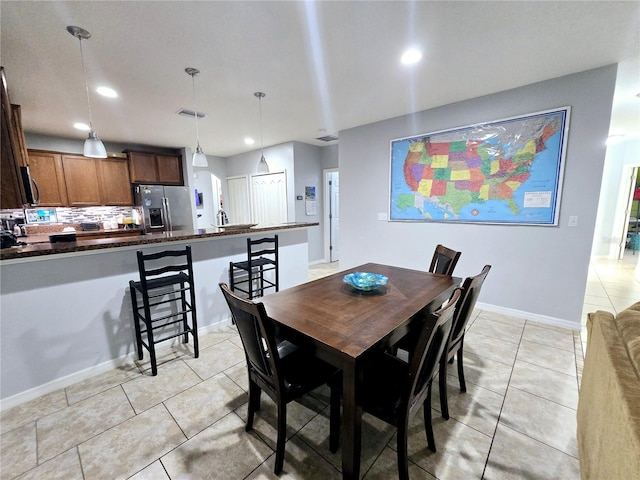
[0,222,319,262]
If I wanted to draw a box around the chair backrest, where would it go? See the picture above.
[219,282,281,394]
[136,245,194,290]
[247,235,279,266]
[448,265,491,348]
[406,288,461,411]
[429,244,461,276]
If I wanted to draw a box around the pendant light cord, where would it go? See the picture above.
[78,38,94,131]
[259,95,264,158]
[191,73,201,147]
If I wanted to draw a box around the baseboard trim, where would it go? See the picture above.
[476,302,581,331]
[0,319,233,412]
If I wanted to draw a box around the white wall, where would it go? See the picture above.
[338,65,617,327]
[592,138,640,257]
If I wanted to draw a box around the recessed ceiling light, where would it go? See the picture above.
[401,48,422,65]
[244,137,255,145]
[96,86,118,98]
[74,122,90,131]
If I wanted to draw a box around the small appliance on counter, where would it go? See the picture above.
[25,208,58,224]
[0,230,26,248]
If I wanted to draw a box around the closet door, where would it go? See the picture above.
[251,171,287,227]
[226,175,251,224]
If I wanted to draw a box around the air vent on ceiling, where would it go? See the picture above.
[316,134,338,142]
[178,108,207,119]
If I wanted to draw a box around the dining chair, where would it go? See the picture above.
[219,283,339,474]
[439,264,491,420]
[229,235,279,299]
[429,244,461,275]
[330,288,460,480]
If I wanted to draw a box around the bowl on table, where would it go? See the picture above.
[342,272,388,292]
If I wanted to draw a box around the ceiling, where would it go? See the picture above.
[2,1,639,158]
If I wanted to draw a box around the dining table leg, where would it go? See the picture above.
[342,362,362,480]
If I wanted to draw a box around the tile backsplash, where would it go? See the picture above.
[1,206,133,224]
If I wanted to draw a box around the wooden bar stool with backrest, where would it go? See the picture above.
[129,245,199,375]
[229,235,279,299]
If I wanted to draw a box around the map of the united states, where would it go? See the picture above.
[391,111,566,224]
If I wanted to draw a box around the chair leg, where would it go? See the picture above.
[246,380,261,432]
[439,356,450,420]
[457,340,466,392]
[329,384,340,453]
[180,283,189,344]
[129,283,143,361]
[424,384,436,452]
[396,420,410,480]
[274,401,287,474]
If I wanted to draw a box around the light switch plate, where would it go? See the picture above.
[568,216,578,227]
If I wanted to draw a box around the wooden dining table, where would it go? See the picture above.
[260,262,460,479]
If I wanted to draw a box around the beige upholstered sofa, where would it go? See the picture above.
[577,302,640,479]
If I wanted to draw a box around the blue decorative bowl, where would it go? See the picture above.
[342,272,389,291]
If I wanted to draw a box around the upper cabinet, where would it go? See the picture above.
[27,151,68,207]
[98,157,132,206]
[128,151,183,185]
[27,150,133,207]
[1,67,29,209]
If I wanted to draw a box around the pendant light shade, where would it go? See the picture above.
[186,67,208,167]
[67,26,107,158]
[255,92,269,173]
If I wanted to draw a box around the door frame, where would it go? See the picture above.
[323,168,339,263]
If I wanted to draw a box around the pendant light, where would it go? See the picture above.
[67,26,107,158]
[186,68,208,167]
[255,92,269,173]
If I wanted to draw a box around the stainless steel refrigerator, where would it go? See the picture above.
[133,184,194,234]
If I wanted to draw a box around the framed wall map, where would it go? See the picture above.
[389,107,570,225]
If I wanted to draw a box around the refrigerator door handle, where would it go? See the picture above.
[163,197,173,232]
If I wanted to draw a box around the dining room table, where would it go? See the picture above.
[260,262,460,479]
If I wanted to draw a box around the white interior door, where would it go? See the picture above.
[226,175,251,224]
[250,171,288,226]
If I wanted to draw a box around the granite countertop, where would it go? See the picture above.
[0,222,319,261]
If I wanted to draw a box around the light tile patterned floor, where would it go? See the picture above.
[1,257,636,479]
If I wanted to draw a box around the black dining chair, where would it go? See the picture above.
[219,283,339,475]
[429,244,461,276]
[330,288,460,480]
[439,265,491,420]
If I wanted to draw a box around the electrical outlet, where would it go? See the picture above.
[568,216,578,227]
[378,213,387,221]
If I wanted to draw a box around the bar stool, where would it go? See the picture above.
[229,235,279,299]
[129,245,199,375]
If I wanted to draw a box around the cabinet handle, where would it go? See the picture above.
[31,178,40,206]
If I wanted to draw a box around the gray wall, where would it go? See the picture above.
[338,65,617,327]
[293,142,324,262]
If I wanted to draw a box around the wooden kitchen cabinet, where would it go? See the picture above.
[98,157,132,205]
[128,151,183,185]
[1,68,28,209]
[27,151,68,207]
[61,155,103,206]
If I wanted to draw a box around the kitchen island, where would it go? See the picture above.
[0,222,318,407]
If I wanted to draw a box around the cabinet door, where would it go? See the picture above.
[27,151,68,207]
[129,152,158,183]
[98,158,132,205]
[61,155,102,206]
[157,154,183,185]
